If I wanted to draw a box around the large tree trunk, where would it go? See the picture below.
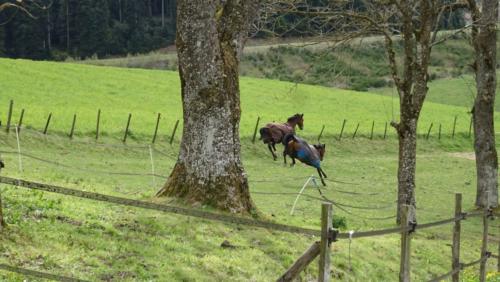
[156,0,258,213]
[472,0,498,208]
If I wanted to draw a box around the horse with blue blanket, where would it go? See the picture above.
[283,133,327,186]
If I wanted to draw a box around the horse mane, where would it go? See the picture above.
[287,114,301,123]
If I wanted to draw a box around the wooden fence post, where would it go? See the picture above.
[96,109,101,140]
[152,113,161,144]
[0,163,5,232]
[468,115,473,138]
[426,123,433,140]
[43,113,52,135]
[6,100,13,133]
[123,113,132,143]
[399,205,412,282]
[338,119,346,141]
[452,116,457,138]
[352,123,360,139]
[452,193,462,282]
[384,122,388,139]
[318,125,325,142]
[252,117,260,144]
[69,114,76,139]
[170,119,179,145]
[479,208,490,282]
[438,124,442,140]
[370,121,375,140]
[17,109,25,133]
[319,202,333,282]
[277,242,321,282]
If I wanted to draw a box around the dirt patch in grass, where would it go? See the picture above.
[449,152,475,160]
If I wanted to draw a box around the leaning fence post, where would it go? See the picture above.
[43,113,52,135]
[426,123,433,140]
[452,116,457,138]
[6,100,13,133]
[338,119,346,141]
[69,114,76,139]
[452,193,462,282]
[123,113,132,143]
[399,205,412,282]
[318,125,325,142]
[468,115,473,138]
[252,116,260,144]
[438,124,442,140]
[370,121,375,140]
[152,113,161,144]
[170,119,180,145]
[319,202,333,282]
[352,123,360,139]
[17,109,25,133]
[384,122,388,139]
[96,109,101,140]
[479,208,490,282]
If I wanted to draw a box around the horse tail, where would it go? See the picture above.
[259,127,272,143]
[282,133,297,146]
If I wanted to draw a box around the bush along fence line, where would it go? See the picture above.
[0,173,498,281]
[1,100,480,144]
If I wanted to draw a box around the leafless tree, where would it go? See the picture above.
[156,0,260,213]
[268,0,469,223]
[466,0,498,210]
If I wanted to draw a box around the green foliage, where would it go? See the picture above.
[331,215,347,229]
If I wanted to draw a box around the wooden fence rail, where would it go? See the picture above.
[0,175,496,282]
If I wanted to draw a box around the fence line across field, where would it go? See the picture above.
[0,176,498,281]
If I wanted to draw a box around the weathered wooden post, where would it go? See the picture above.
[0,159,5,232]
[123,113,132,143]
[426,123,433,140]
[468,115,473,138]
[399,205,412,282]
[438,124,442,140]
[479,208,490,282]
[370,121,375,140]
[352,123,360,139]
[17,109,25,133]
[96,109,101,140]
[452,193,462,282]
[318,125,325,142]
[383,122,388,139]
[319,202,333,282]
[152,113,161,144]
[252,116,260,144]
[43,113,52,135]
[170,119,180,145]
[338,119,346,141]
[69,114,76,139]
[452,116,457,138]
[6,100,13,133]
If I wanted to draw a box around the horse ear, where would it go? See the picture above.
[300,113,304,117]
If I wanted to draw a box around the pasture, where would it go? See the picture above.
[0,58,499,281]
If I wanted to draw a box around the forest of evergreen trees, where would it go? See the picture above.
[0,0,177,60]
[0,0,465,61]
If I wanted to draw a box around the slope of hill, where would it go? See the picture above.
[0,58,486,142]
[0,58,498,281]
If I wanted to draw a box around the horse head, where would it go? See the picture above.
[287,113,304,130]
[313,144,326,161]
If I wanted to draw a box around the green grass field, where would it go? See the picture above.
[0,58,499,281]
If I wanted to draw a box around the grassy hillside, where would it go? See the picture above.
[0,58,499,281]
[0,58,488,142]
[82,34,499,92]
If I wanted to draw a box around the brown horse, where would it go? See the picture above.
[259,113,304,160]
[283,133,327,186]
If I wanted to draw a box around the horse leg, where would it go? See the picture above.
[291,157,296,167]
[283,150,287,165]
[320,168,328,178]
[268,144,277,160]
[317,168,326,186]
[272,143,277,152]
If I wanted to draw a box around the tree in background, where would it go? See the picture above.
[156,0,260,213]
[272,0,468,223]
[467,0,498,209]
